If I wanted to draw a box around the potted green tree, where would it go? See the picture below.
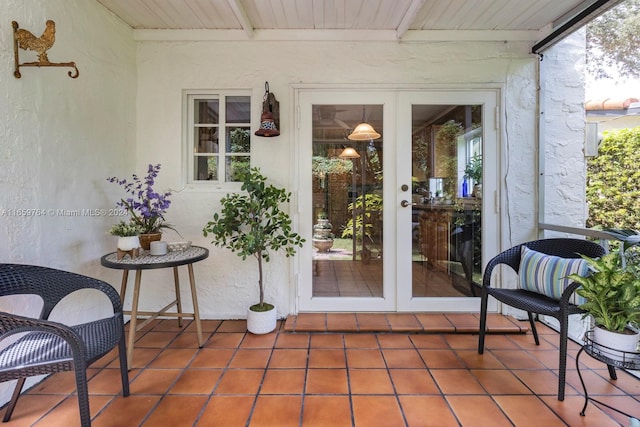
[202,167,305,334]
[568,249,640,362]
[464,154,482,198]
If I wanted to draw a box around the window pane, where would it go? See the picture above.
[195,127,219,153]
[226,127,251,153]
[226,156,250,182]
[226,96,251,123]
[194,156,218,181]
[195,100,219,124]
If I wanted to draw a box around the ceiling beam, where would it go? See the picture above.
[396,0,425,39]
[227,0,254,38]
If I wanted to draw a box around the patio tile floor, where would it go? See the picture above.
[4,314,640,426]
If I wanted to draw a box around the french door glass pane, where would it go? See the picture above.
[411,105,482,298]
[311,104,384,298]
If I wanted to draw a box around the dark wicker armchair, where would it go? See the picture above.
[0,264,129,426]
[477,238,614,401]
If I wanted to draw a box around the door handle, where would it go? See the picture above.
[400,200,416,208]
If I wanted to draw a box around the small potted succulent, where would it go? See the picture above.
[202,167,304,334]
[108,220,141,254]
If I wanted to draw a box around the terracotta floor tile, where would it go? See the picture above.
[513,369,566,396]
[308,349,346,368]
[310,333,344,348]
[491,349,548,369]
[129,348,162,369]
[275,333,311,348]
[147,348,198,369]
[240,332,278,349]
[444,313,479,331]
[249,395,302,427]
[215,369,265,394]
[305,369,349,394]
[150,319,189,332]
[301,395,352,427]
[92,395,161,427]
[31,395,112,427]
[88,368,131,395]
[455,349,506,369]
[419,349,466,368]
[346,349,386,368]
[349,369,394,394]
[414,313,455,332]
[28,371,78,395]
[130,368,182,394]
[441,333,479,349]
[389,369,440,394]
[260,369,306,394]
[141,395,207,426]
[471,369,533,395]
[189,348,235,368]
[216,320,248,332]
[185,319,222,333]
[352,395,405,427]
[540,395,623,427]
[446,395,513,427]
[135,331,178,348]
[168,369,222,394]
[294,314,327,331]
[205,332,245,348]
[168,332,202,348]
[381,349,426,368]
[228,349,272,369]
[493,395,566,427]
[377,333,415,348]
[385,313,422,331]
[197,395,255,426]
[343,333,379,348]
[356,313,390,331]
[326,313,358,331]
[481,334,521,350]
[409,334,449,349]
[399,395,459,427]
[431,369,486,394]
[269,349,309,368]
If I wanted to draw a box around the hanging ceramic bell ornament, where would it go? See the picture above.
[255,110,280,137]
[255,81,280,137]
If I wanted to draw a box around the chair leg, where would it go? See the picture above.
[607,364,617,380]
[557,315,570,401]
[478,288,489,354]
[528,312,540,345]
[118,332,130,396]
[74,366,91,427]
[2,377,26,422]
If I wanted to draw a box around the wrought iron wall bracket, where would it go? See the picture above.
[12,21,79,79]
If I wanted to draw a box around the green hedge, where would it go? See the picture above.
[587,126,640,229]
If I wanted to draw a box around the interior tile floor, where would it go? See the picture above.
[5,315,640,426]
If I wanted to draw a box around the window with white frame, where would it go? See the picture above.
[186,91,251,183]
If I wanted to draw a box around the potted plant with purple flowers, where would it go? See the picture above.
[107,164,174,250]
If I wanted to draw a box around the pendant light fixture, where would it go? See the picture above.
[348,105,380,141]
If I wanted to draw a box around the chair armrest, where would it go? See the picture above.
[0,312,87,361]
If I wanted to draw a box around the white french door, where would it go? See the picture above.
[296,87,500,313]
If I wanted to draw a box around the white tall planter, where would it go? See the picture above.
[593,326,640,363]
[246,305,277,334]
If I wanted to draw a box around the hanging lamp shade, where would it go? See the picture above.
[348,122,381,140]
[338,147,360,159]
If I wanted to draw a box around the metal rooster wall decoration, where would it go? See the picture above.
[12,20,79,79]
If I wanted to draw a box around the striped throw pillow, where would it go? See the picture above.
[518,246,588,304]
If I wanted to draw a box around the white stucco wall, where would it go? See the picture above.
[0,0,136,403]
[134,38,542,319]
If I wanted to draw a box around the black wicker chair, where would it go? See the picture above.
[0,264,129,426]
[477,238,615,401]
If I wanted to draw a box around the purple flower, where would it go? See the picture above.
[107,164,173,234]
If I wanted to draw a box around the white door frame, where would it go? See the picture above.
[294,86,501,313]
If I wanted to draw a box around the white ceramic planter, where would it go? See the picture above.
[117,235,140,251]
[246,305,277,334]
[593,326,640,362]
